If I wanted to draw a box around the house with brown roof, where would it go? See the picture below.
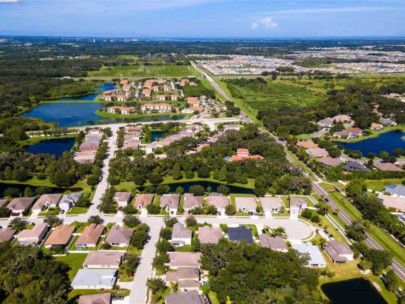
[7,197,36,216]
[370,122,383,130]
[171,223,192,246]
[44,224,75,248]
[142,88,152,98]
[16,223,49,246]
[134,194,154,210]
[306,147,329,158]
[260,197,283,215]
[290,197,308,220]
[83,251,124,269]
[32,194,62,211]
[114,192,132,208]
[324,240,354,263]
[165,291,208,304]
[374,162,403,172]
[318,156,343,167]
[168,252,202,269]
[105,225,133,247]
[166,268,201,292]
[333,127,363,139]
[230,148,263,162]
[259,235,287,252]
[197,226,222,244]
[78,293,112,304]
[206,196,229,216]
[297,140,319,149]
[76,224,105,248]
[235,197,257,214]
[160,194,180,215]
[0,227,15,243]
[0,199,8,208]
[183,193,203,213]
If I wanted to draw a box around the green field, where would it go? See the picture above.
[55,253,87,281]
[89,64,198,77]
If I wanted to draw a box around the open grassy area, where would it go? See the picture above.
[54,253,87,281]
[89,64,198,77]
[364,178,404,192]
[67,207,90,215]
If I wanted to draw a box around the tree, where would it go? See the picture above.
[123,254,139,277]
[164,216,178,228]
[87,175,99,186]
[384,270,399,292]
[123,204,137,214]
[175,186,184,194]
[0,207,11,218]
[131,224,150,249]
[185,216,197,228]
[217,184,230,195]
[123,215,141,228]
[147,204,161,214]
[23,187,33,197]
[10,218,26,232]
[271,227,287,238]
[87,215,103,225]
[149,174,163,185]
[189,185,205,196]
[147,278,166,302]
[44,215,62,227]
[225,204,236,216]
[197,166,210,178]
[346,221,367,241]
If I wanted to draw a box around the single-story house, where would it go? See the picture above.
[292,242,326,268]
[324,240,354,263]
[306,148,329,158]
[0,227,15,243]
[83,251,124,269]
[380,118,396,126]
[105,225,133,247]
[343,161,371,173]
[370,122,383,130]
[297,140,319,149]
[114,192,132,208]
[76,224,105,248]
[228,226,253,244]
[206,196,229,216]
[384,184,405,198]
[166,267,201,291]
[160,194,180,215]
[333,127,363,139]
[197,226,222,245]
[44,224,75,248]
[134,194,154,210]
[234,197,257,214]
[165,291,208,304]
[168,252,202,269]
[0,199,8,208]
[16,223,48,246]
[317,118,334,128]
[32,194,62,211]
[289,197,308,220]
[71,269,117,290]
[230,148,263,162]
[59,192,83,212]
[378,193,405,212]
[374,162,403,172]
[318,156,343,167]
[171,223,192,246]
[260,197,283,214]
[183,193,204,213]
[259,235,288,252]
[78,293,111,304]
[7,197,36,216]
[332,114,352,123]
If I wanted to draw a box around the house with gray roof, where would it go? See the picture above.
[343,161,371,173]
[260,197,283,215]
[105,225,133,247]
[292,242,326,268]
[165,291,208,304]
[259,235,287,252]
[71,269,117,289]
[59,192,83,212]
[7,197,36,216]
[384,184,405,198]
[168,252,202,269]
[183,193,203,213]
[171,223,192,246]
[160,194,180,215]
[324,240,354,264]
[166,268,201,292]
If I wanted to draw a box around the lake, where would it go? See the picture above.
[321,279,387,304]
[139,181,254,194]
[337,130,405,156]
[57,82,117,101]
[25,138,75,158]
[0,182,82,197]
[151,130,165,142]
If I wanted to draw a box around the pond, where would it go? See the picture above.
[321,279,387,304]
[139,181,254,194]
[0,182,82,197]
[337,130,405,156]
[151,130,165,142]
[25,138,75,158]
[57,82,117,101]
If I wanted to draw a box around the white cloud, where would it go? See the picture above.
[0,0,18,3]
[251,17,278,30]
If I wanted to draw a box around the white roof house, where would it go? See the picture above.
[71,269,117,289]
[171,223,192,246]
[260,197,283,215]
[234,197,257,214]
[59,193,82,212]
[378,193,405,212]
[289,197,308,220]
[292,243,326,268]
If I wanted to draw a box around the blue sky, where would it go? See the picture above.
[0,0,404,38]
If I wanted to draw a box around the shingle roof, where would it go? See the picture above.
[76,224,105,246]
[7,197,35,211]
[165,291,207,304]
[134,194,154,208]
[169,252,202,268]
[260,197,283,211]
[160,194,180,209]
[197,226,222,244]
[32,194,62,210]
[0,227,15,243]
[385,184,405,197]
[83,252,124,268]
[78,293,112,304]
[206,196,229,209]
[44,224,74,246]
[228,226,253,244]
[183,193,204,210]
[172,223,192,240]
[105,225,133,245]
[259,235,287,251]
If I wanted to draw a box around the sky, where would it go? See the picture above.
[0,0,404,38]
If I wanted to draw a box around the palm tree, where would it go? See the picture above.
[271,227,287,239]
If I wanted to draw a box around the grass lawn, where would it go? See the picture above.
[89,64,198,78]
[70,221,90,233]
[208,292,220,304]
[328,191,362,220]
[175,245,193,252]
[364,178,403,192]
[67,207,89,215]
[55,253,87,281]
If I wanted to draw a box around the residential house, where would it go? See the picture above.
[142,88,152,98]
[168,252,202,269]
[228,226,253,244]
[378,193,405,212]
[120,79,129,86]
[71,269,117,289]
[206,196,229,216]
[144,79,157,88]
[343,161,371,173]
[78,293,112,304]
[76,224,105,248]
[0,227,15,243]
[114,192,132,208]
[7,197,35,216]
[260,197,283,215]
[318,156,343,167]
[163,85,171,92]
[384,184,405,198]
[171,223,192,246]
[16,223,48,246]
[306,148,329,158]
[59,192,83,212]
[197,226,222,244]
[230,148,263,162]
[374,162,403,172]
[333,128,363,139]
[234,197,257,214]
[165,291,208,304]
[140,102,171,113]
[160,194,180,215]
[332,114,352,123]
[170,94,179,101]
[183,193,203,213]
[259,235,288,252]
[290,197,308,220]
[187,97,201,112]
[317,117,334,128]
[134,194,154,210]
[179,78,190,86]
[297,140,319,149]
[0,199,8,208]
[166,268,201,292]
[107,106,136,115]
[324,240,354,263]
[370,122,384,130]
[156,94,166,101]
[83,251,124,269]
[380,118,397,126]
[105,225,133,247]
[292,243,326,268]
[32,194,62,211]
[44,224,75,248]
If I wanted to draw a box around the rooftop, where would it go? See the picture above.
[78,293,111,304]
[83,251,124,268]
[172,223,192,240]
[76,224,105,246]
[169,252,202,268]
[0,227,15,243]
[259,235,287,251]
[44,224,74,246]
[197,226,222,244]
[165,291,207,304]
[228,226,253,244]
[105,225,133,245]
[71,269,116,289]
